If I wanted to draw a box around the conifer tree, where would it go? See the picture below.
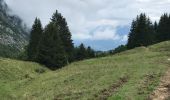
[37,22,67,69]
[127,13,154,49]
[127,20,137,49]
[153,21,158,43]
[153,21,158,31]
[157,13,170,42]
[87,46,95,58]
[27,18,43,61]
[51,10,74,62]
[76,43,87,60]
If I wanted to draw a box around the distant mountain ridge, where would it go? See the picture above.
[0,0,29,58]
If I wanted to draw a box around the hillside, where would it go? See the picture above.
[0,41,170,100]
[0,0,29,58]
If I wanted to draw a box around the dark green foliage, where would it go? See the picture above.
[73,43,95,61]
[127,13,155,49]
[127,13,170,50]
[95,51,110,58]
[73,47,79,60]
[27,11,75,69]
[112,45,127,54]
[51,10,74,62]
[94,45,127,57]
[76,43,87,60]
[25,10,95,69]
[37,22,67,69]
[157,14,170,42]
[87,46,95,58]
[153,21,158,32]
[95,45,127,57]
[27,18,43,61]
[153,21,158,43]
[127,20,137,49]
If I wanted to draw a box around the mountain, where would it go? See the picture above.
[0,41,169,99]
[0,0,29,58]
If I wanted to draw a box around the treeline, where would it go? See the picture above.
[100,13,170,56]
[73,43,95,60]
[25,12,170,69]
[127,13,170,49]
[27,10,95,70]
[95,45,127,57]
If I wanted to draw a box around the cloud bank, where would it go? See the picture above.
[4,0,170,50]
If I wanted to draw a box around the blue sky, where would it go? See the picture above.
[74,25,130,51]
[4,0,170,51]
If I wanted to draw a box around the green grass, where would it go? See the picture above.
[1,41,170,100]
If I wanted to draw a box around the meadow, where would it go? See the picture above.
[0,41,170,100]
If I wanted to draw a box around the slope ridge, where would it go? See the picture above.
[0,41,170,100]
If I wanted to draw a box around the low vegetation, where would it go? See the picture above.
[1,1,170,99]
[0,41,170,100]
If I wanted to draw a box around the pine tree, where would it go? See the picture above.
[153,21,158,43]
[27,18,43,61]
[157,13,170,42]
[153,21,158,31]
[51,10,74,62]
[127,13,155,49]
[127,20,137,49]
[76,43,87,60]
[87,46,95,58]
[146,17,155,45]
[37,22,67,69]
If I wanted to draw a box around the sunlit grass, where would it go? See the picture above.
[0,41,170,100]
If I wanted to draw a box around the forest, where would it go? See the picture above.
[26,11,170,70]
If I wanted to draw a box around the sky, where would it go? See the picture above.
[4,0,170,51]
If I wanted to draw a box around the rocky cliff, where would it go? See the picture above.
[0,0,29,58]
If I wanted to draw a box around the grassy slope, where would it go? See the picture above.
[0,41,170,100]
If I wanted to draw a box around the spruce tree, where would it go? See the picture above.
[127,20,137,49]
[153,21,158,43]
[51,10,74,62]
[127,13,155,49]
[157,13,170,42]
[153,21,158,31]
[76,43,87,60]
[37,22,67,69]
[87,46,95,58]
[27,18,43,61]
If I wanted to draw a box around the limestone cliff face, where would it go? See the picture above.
[0,0,29,57]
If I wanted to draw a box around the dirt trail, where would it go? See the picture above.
[149,69,170,100]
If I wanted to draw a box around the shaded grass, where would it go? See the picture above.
[0,41,170,100]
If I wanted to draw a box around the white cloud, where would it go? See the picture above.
[122,35,128,42]
[4,0,170,46]
[73,33,91,40]
[73,25,127,42]
[92,28,118,40]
